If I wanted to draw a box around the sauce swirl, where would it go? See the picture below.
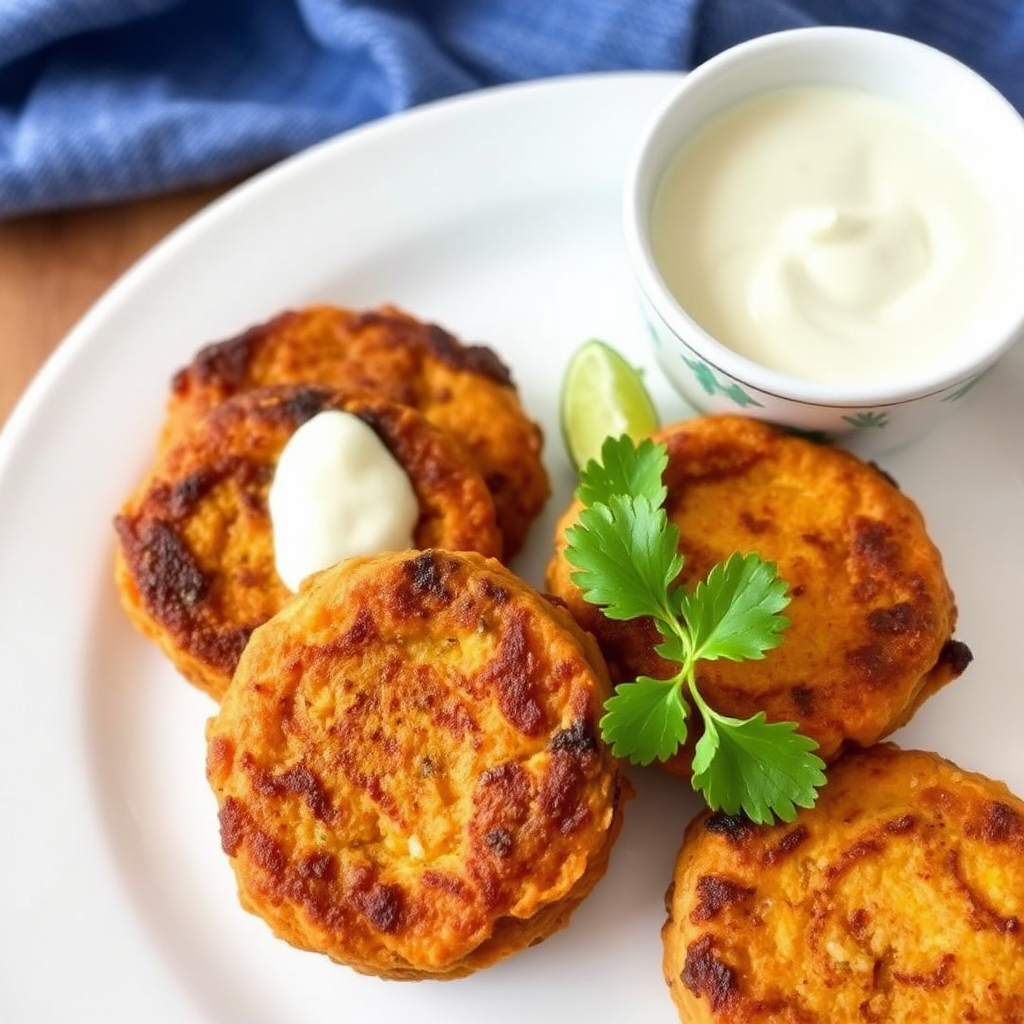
[652,87,993,384]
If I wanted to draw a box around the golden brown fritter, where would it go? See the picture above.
[114,384,502,701]
[164,304,549,557]
[662,744,1024,1023]
[206,549,627,979]
[546,415,971,774]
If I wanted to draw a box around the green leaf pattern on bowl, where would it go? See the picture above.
[941,368,990,403]
[682,355,763,408]
[841,410,889,429]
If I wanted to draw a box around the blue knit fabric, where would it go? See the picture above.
[0,0,1021,216]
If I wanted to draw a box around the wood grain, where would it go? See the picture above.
[0,184,233,427]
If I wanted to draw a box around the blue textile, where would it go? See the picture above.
[0,0,1022,217]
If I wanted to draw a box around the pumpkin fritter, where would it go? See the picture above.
[114,385,502,701]
[663,744,1024,1023]
[545,415,971,774]
[206,549,628,979]
[164,304,549,557]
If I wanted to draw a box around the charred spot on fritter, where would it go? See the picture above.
[350,309,514,388]
[824,837,885,883]
[190,624,254,675]
[549,718,597,755]
[891,952,956,990]
[249,828,287,880]
[320,606,380,660]
[884,813,918,836]
[423,322,514,387]
[278,385,333,426]
[681,935,739,1010]
[114,515,209,619]
[972,801,1024,845]
[704,812,758,845]
[296,850,336,882]
[790,685,815,714]
[484,828,514,858]
[851,517,901,570]
[846,642,901,689]
[399,550,457,607]
[173,314,288,393]
[762,824,809,865]
[482,610,547,736]
[167,468,218,515]
[243,754,336,823]
[354,880,405,935]
[867,601,925,635]
[938,639,974,677]
[478,575,510,605]
[739,510,773,535]
[690,876,756,923]
[218,796,249,857]
[538,751,590,834]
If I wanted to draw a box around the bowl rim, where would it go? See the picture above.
[622,25,1024,407]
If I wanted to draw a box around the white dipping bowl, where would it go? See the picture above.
[623,27,1024,453]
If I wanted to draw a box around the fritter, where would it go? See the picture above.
[114,384,502,702]
[163,304,549,557]
[206,549,627,979]
[662,744,1024,1022]
[546,415,971,774]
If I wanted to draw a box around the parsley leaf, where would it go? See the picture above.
[680,551,791,662]
[577,435,668,509]
[564,493,682,622]
[600,676,689,765]
[566,432,826,824]
[691,706,826,824]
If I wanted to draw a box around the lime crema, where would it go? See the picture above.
[651,86,994,385]
[268,410,418,592]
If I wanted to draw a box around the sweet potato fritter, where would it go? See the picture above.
[546,415,971,773]
[164,304,549,557]
[663,744,1024,1023]
[114,385,502,701]
[206,550,628,979]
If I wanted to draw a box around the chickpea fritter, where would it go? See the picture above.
[114,385,502,701]
[546,415,971,774]
[663,744,1024,1023]
[164,304,549,557]
[206,550,628,979]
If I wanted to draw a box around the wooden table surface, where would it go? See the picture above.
[0,183,233,428]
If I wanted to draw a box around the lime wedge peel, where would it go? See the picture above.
[560,339,660,470]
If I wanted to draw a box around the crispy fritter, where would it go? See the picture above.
[663,744,1024,1022]
[546,415,971,774]
[206,549,627,979]
[164,304,549,557]
[114,385,502,701]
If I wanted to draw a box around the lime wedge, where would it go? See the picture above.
[560,339,659,469]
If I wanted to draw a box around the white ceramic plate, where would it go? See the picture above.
[1,72,1021,1024]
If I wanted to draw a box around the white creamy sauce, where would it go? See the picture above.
[268,410,419,592]
[651,87,993,384]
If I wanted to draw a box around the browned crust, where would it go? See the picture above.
[545,415,970,771]
[164,304,549,557]
[114,384,502,701]
[662,744,1024,1023]
[206,550,628,978]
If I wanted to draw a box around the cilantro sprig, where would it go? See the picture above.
[565,434,826,824]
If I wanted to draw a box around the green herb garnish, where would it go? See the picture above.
[565,434,826,824]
